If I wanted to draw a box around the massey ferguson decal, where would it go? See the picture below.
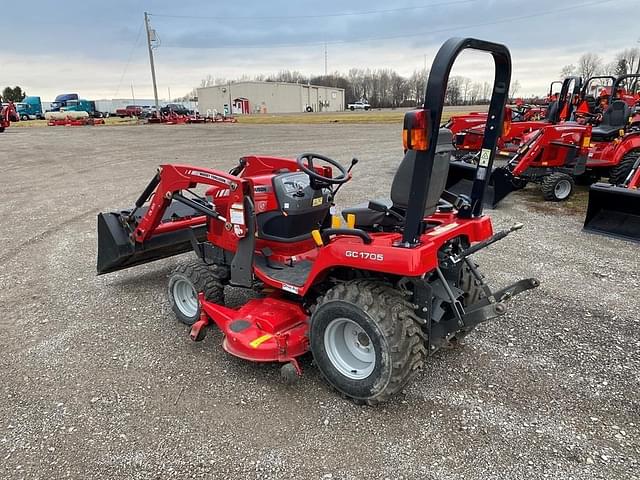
[186,170,231,185]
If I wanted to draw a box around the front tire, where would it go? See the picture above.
[168,259,228,325]
[541,172,574,201]
[310,280,426,405]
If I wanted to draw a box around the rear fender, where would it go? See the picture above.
[611,133,640,165]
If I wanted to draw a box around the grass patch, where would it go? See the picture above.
[235,110,464,125]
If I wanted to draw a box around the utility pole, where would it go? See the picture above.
[144,12,159,112]
[131,83,135,105]
[324,43,328,76]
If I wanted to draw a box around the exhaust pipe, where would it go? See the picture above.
[583,182,640,243]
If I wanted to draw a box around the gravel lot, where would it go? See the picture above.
[0,123,638,479]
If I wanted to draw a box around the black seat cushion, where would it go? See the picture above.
[592,100,630,141]
[342,199,396,229]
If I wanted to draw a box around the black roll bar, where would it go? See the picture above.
[402,37,511,246]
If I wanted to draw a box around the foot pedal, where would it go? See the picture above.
[261,247,283,270]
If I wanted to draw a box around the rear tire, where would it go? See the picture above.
[541,172,574,201]
[168,259,229,325]
[310,280,426,405]
[609,149,640,185]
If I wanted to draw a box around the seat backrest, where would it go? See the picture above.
[390,128,453,217]
[601,100,630,128]
[546,101,559,122]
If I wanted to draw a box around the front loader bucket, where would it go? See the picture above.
[97,204,208,275]
[583,183,640,243]
[446,161,517,208]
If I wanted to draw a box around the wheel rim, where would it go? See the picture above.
[172,278,198,317]
[324,318,376,380]
[554,179,571,199]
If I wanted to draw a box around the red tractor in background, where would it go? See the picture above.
[452,76,582,158]
[96,37,539,405]
[444,79,560,141]
[448,74,640,206]
[0,101,18,133]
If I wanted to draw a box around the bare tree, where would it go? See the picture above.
[509,79,521,99]
[560,64,577,78]
[577,53,603,80]
[461,77,472,104]
[446,76,464,105]
[481,82,491,102]
[408,69,428,105]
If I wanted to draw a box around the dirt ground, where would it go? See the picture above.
[0,122,638,480]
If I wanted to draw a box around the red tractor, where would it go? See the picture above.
[97,38,539,404]
[452,76,582,158]
[0,101,18,133]
[444,80,559,141]
[448,74,640,206]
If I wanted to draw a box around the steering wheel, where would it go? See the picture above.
[296,153,350,188]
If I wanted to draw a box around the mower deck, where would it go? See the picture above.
[195,294,309,365]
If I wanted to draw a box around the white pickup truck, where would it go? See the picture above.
[347,100,370,111]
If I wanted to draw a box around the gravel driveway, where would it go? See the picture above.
[0,123,638,479]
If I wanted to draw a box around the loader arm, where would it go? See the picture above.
[131,164,251,243]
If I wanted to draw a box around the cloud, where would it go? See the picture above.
[1,0,637,100]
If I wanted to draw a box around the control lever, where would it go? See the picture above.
[332,158,358,197]
[449,223,524,264]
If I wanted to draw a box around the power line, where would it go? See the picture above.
[151,0,474,21]
[158,0,617,50]
[114,22,144,98]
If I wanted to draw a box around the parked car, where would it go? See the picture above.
[161,103,192,116]
[115,105,145,117]
[347,100,371,111]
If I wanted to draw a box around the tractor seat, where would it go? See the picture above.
[342,128,455,229]
[591,100,630,141]
[546,101,559,122]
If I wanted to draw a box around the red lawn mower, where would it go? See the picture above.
[97,38,539,404]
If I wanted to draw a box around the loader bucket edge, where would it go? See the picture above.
[97,212,208,275]
[583,183,640,243]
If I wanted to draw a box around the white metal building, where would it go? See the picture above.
[197,81,345,115]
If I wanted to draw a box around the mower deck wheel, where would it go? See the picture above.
[310,280,427,405]
[280,363,300,385]
[168,259,228,325]
[541,172,574,201]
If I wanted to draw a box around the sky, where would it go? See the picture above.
[1,0,638,102]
